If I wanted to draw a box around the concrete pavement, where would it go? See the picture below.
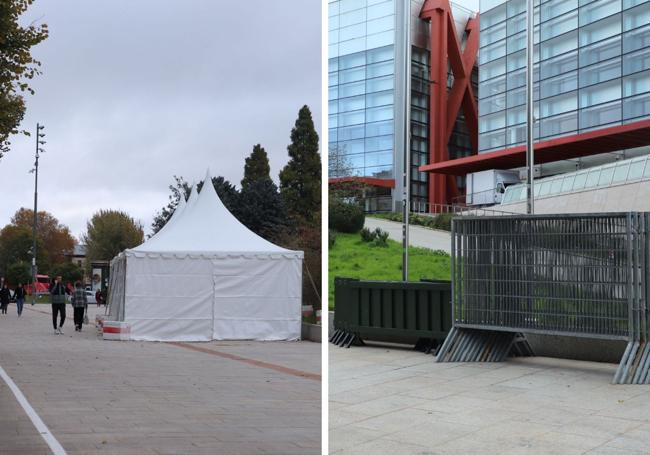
[0,304,321,454]
[330,342,650,454]
[365,217,451,253]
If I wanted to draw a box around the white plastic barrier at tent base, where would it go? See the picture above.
[103,321,131,341]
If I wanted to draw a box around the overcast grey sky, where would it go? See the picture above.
[0,1,322,239]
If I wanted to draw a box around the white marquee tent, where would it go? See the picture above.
[106,171,303,341]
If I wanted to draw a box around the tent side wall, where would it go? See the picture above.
[106,254,127,322]
[212,254,303,341]
[124,253,213,341]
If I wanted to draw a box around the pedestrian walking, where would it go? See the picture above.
[71,281,87,332]
[49,276,69,334]
[14,283,25,317]
[0,283,10,314]
[95,289,103,307]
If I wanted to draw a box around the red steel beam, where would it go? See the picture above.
[419,118,650,175]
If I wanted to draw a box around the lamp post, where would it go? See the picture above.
[526,0,535,214]
[402,3,412,282]
[30,123,45,305]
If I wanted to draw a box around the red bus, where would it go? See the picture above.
[27,274,50,295]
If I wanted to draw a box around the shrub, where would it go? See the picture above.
[360,227,374,242]
[372,228,389,247]
[329,199,365,233]
[433,213,453,231]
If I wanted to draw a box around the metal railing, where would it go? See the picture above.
[399,201,518,217]
[451,213,647,341]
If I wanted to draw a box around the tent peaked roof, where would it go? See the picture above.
[134,171,294,254]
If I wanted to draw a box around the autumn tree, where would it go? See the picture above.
[83,210,144,265]
[241,144,271,189]
[9,208,75,269]
[50,262,83,284]
[279,105,321,224]
[0,0,49,159]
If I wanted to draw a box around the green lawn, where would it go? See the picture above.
[328,232,451,309]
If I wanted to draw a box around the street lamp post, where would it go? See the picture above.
[30,123,45,305]
[402,4,412,282]
[526,0,535,214]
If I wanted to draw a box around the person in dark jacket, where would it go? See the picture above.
[71,281,87,332]
[49,276,69,334]
[14,283,26,317]
[0,283,10,314]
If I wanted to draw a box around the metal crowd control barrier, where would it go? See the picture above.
[330,278,452,352]
[436,213,650,384]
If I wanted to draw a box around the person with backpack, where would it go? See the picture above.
[0,283,10,314]
[71,281,87,332]
[49,276,69,334]
[14,283,26,317]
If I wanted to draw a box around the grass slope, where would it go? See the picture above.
[328,232,451,309]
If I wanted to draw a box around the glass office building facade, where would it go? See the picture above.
[328,0,397,180]
[479,0,650,154]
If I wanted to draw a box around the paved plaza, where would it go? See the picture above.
[330,342,650,455]
[0,304,321,454]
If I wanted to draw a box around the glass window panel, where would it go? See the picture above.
[366,60,393,78]
[365,135,393,152]
[329,72,338,86]
[539,179,553,195]
[329,43,339,58]
[623,69,650,96]
[481,74,507,98]
[366,119,393,136]
[340,0,366,13]
[507,49,526,71]
[329,58,339,73]
[329,1,340,17]
[484,21,507,44]
[339,8,366,28]
[338,109,365,126]
[628,158,648,179]
[366,74,393,92]
[339,66,365,84]
[585,169,601,187]
[645,158,650,176]
[367,1,394,20]
[480,57,507,81]
[329,14,339,31]
[540,111,578,137]
[330,29,339,45]
[612,162,631,182]
[338,124,365,140]
[579,14,621,46]
[508,0,525,17]
[329,86,338,101]
[507,32,526,54]
[479,92,507,114]
[329,100,338,114]
[339,52,365,69]
[580,0,621,26]
[550,178,563,194]
[623,47,650,74]
[623,1,650,30]
[367,15,394,34]
[337,138,365,155]
[623,23,650,52]
[507,13,526,35]
[480,39,507,63]
[542,11,578,41]
[580,36,621,69]
[508,68,527,89]
[364,164,393,178]
[365,151,393,167]
[542,0,578,22]
[598,165,616,185]
[367,45,393,63]
[339,80,365,97]
[366,105,393,122]
[541,30,578,60]
[541,71,578,98]
[624,0,650,7]
[540,92,578,117]
[534,183,541,197]
[579,79,621,107]
[579,100,622,128]
[541,50,578,78]
[339,94,365,112]
[480,111,507,132]
[339,37,365,55]
[507,106,525,126]
[506,124,526,145]
[579,58,621,88]
[339,23,366,42]
[507,86,526,107]
[367,30,393,49]
[572,171,588,189]
[366,89,393,107]
[623,91,650,119]
[479,128,506,151]
[481,3,507,30]
[329,128,338,142]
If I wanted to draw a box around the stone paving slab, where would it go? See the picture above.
[0,304,320,454]
[330,342,650,455]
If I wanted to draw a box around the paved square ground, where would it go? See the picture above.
[0,304,321,454]
[330,342,650,455]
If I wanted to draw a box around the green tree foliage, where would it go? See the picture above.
[279,105,321,224]
[83,210,144,265]
[329,199,365,233]
[50,261,83,284]
[0,225,35,274]
[150,176,192,236]
[0,0,49,159]
[6,261,30,285]
[238,179,287,241]
[241,144,271,190]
